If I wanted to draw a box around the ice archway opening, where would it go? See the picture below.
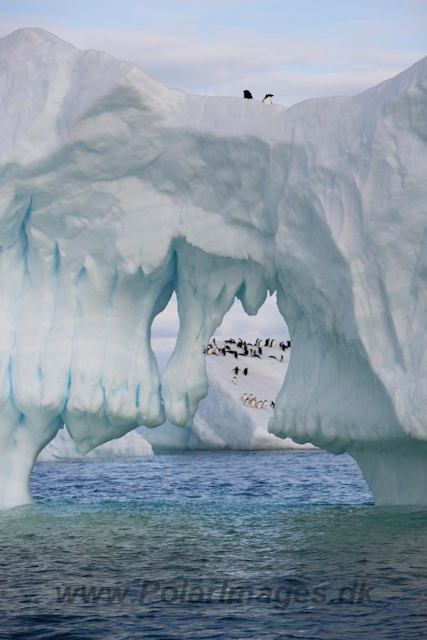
[151,291,290,373]
[145,285,302,454]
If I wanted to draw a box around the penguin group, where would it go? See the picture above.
[241,394,271,411]
[205,337,290,364]
[204,336,290,405]
[205,337,290,367]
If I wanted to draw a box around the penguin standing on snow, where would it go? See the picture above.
[243,90,253,99]
[262,94,274,105]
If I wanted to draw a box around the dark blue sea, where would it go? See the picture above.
[1,451,427,639]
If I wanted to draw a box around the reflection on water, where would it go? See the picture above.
[0,451,426,638]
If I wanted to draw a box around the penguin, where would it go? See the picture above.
[244,398,250,407]
[257,400,263,410]
[243,90,253,99]
[271,339,275,348]
[250,398,257,408]
[242,393,248,402]
[232,376,238,385]
[262,94,274,105]
[262,400,268,410]
[233,366,241,375]
[270,401,275,409]
[243,368,248,376]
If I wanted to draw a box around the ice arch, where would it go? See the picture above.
[1,28,427,506]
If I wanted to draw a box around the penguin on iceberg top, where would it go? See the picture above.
[262,94,274,104]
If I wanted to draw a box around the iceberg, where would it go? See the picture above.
[37,425,153,462]
[1,27,427,506]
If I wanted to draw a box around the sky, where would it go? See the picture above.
[1,0,426,356]
[1,0,426,105]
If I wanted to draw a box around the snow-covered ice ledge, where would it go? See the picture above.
[1,28,427,506]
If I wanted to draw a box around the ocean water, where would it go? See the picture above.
[1,451,427,639]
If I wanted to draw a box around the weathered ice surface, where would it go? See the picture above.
[0,28,427,506]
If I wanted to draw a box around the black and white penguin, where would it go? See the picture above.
[262,94,274,105]
[243,90,253,99]
[270,401,275,409]
[243,368,248,376]
[232,376,238,385]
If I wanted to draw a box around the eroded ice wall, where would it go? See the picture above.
[1,28,427,505]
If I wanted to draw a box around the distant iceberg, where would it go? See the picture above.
[37,426,153,462]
